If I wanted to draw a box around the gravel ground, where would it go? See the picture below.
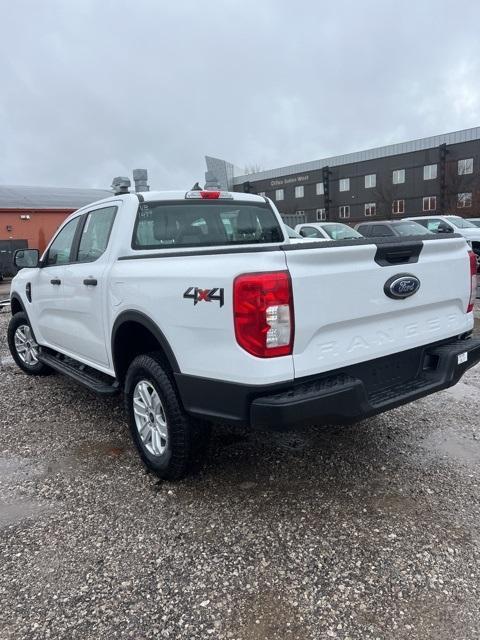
[1,306,480,640]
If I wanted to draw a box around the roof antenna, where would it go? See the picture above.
[191,182,202,191]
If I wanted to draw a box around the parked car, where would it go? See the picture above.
[406,215,480,270]
[295,222,363,240]
[7,189,480,480]
[406,215,480,243]
[284,225,326,244]
[354,220,434,238]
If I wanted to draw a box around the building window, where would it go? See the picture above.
[423,196,436,211]
[423,164,437,180]
[457,192,472,208]
[392,169,405,184]
[316,208,326,221]
[365,174,376,188]
[295,186,304,198]
[258,191,266,197]
[275,189,284,201]
[316,182,324,195]
[458,158,473,175]
[339,205,350,219]
[392,199,405,215]
[364,203,376,216]
[339,178,350,192]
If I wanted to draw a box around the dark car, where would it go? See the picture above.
[354,220,434,238]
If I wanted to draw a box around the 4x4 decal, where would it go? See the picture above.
[183,287,224,307]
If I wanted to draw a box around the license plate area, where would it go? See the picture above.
[353,346,425,396]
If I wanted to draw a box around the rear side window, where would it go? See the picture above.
[77,206,117,263]
[356,225,370,237]
[299,226,322,238]
[418,218,443,232]
[394,221,432,236]
[132,201,284,249]
[371,225,394,237]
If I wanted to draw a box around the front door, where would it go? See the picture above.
[59,205,118,367]
[32,216,82,347]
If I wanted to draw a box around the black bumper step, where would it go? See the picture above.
[251,336,480,429]
[38,351,120,396]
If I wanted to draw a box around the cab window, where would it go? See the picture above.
[45,217,81,266]
[132,201,283,249]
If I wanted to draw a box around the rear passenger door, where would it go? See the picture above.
[60,204,118,367]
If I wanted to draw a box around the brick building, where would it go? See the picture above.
[0,185,110,253]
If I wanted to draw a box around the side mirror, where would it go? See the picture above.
[14,249,40,269]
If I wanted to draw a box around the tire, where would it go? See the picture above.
[125,353,210,480]
[7,312,52,376]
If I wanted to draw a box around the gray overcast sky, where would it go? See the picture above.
[1,0,480,190]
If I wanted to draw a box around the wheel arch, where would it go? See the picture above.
[111,311,180,383]
[10,293,26,317]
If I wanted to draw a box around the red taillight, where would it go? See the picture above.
[233,271,294,358]
[200,190,220,199]
[467,250,477,313]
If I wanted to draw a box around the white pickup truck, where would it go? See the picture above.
[8,189,480,480]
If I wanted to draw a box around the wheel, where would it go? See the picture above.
[7,312,52,375]
[124,353,210,480]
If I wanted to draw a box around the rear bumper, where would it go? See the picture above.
[176,336,480,429]
[251,336,480,428]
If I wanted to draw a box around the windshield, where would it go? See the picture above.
[321,223,363,240]
[132,201,284,249]
[285,225,302,238]
[445,216,478,229]
[394,221,433,236]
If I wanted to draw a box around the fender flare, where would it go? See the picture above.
[111,310,180,375]
[10,292,27,315]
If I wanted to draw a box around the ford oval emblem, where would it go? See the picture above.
[384,273,421,300]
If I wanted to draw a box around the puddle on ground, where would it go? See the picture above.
[421,427,480,466]
[442,380,478,401]
[0,501,47,528]
[0,456,50,529]
[45,441,127,475]
[0,456,44,486]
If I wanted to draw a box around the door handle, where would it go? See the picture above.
[83,278,98,286]
[50,278,61,285]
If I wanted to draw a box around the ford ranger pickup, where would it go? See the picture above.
[7,189,480,479]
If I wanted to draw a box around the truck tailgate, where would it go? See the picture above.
[283,237,473,379]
